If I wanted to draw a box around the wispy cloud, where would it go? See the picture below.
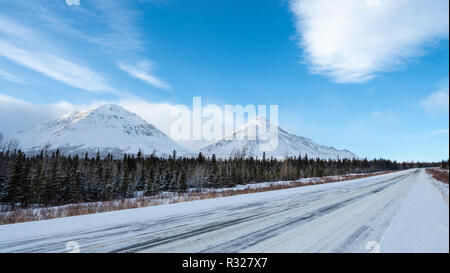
[91,0,144,52]
[0,40,117,94]
[425,129,449,138]
[0,15,118,94]
[0,68,25,84]
[370,110,396,119]
[0,2,171,93]
[1,0,143,54]
[290,0,449,83]
[421,80,449,115]
[118,61,171,90]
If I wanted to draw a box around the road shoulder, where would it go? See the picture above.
[379,169,449,253]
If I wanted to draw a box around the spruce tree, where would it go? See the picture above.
[177,168,187,193]
[8,150,25,209]
[144,167,155,196]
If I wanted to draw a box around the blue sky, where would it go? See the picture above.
[0,0,448,162]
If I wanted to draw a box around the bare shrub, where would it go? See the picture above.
[426,168,449,184]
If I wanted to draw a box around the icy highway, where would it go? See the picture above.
[0,169,448,253]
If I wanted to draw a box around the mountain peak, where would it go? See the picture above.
[87,104,136,117]
[201,118,358,160]
[92,104,128,113]
[14,105,192,157]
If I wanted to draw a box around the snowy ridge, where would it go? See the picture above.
[14,104,192,157]
[201,117,358,159]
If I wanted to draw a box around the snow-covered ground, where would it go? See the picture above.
[427,170,449,204]
[0,169,447,253]
[378,169,449,252]
[192,171,389,192]
[0,170,386,221]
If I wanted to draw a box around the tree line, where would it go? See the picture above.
[440,159,449,170]
[0,148,439,210]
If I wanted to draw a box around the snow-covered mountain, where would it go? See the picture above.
[14,104,192,157]
[200,117,357,160]
[13,105,357,160]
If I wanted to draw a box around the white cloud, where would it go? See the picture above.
[91,0,144,52]
[118,61,171,90]
[421,81,449,115]
[0,14,37,42]
[290,0,449,83]
[116,97,181,134]
[0,68,25,84]
[0,4,171,94]
[0,93,79,136]
[0,1,143,53]
[0,15,118,94]
[0,41,117,94]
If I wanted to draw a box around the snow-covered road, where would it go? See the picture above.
[0,169,448,253]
